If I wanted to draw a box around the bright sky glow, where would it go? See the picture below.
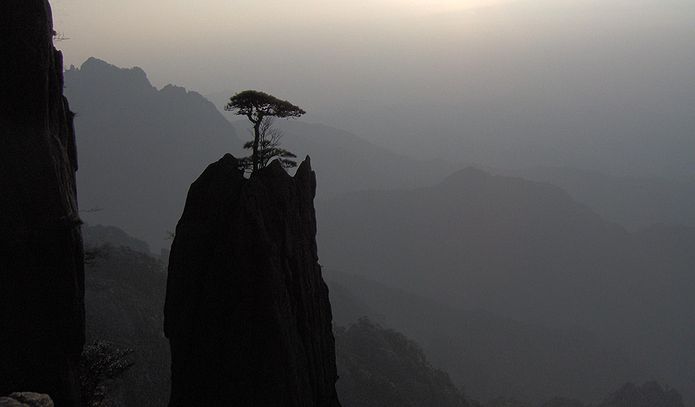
[50,0,695,175]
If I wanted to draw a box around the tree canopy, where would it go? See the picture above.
[225,90,305,125]
[225,90,305,172]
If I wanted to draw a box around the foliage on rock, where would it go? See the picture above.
[79,341,133,407]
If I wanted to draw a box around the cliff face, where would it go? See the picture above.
[164,155,341,407]
[0,1,84,406]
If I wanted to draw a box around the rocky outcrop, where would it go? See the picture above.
[0,1,84,406]
[0,393,54,407]
[164,155,341,407]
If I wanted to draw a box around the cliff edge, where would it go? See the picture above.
[0,1,84,406]
[164,155,341,407]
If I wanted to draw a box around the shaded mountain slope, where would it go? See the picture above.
[335,318,470,407]
[64,58,241,251]
[326,271,643,404]
[84,247,169,407]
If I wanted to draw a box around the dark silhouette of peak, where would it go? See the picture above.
[164,155,340,406]
[1,1,83,405]
[77,57,150,87]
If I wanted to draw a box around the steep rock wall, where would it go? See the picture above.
[164,155,341,407]
[0,1,84,406]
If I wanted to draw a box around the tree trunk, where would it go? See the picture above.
[252,120,262,172]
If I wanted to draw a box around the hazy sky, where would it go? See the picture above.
[53,0,695,175]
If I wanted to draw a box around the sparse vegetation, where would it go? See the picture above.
[224,90,304,173]
[80,340,134,407]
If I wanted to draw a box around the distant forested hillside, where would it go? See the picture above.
[84,245,169,406]
[327,271,643,404]
[82,227,470,407]
[318,168,695,404]
[335,318,470,407]
[83,225,688,407]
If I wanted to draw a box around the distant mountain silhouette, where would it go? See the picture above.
[63,58,695,406]
[319,167,628,322]
[326,270,644,404]
[318,168,695,405]
[67,58,458,249]
[83,224,151,254]
[64,58,241,250]
[512,166,695,231]
[229,119,458,198]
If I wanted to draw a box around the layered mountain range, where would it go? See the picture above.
[317,169,695,403]
[64,58,695,405]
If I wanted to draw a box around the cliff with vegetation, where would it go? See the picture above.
[164,155,340,406]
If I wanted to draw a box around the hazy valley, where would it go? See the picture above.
[61,58,695,406]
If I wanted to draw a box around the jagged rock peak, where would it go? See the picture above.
[0,393,54,407]
[78,57,150,86]
[164,154,340,407]
[159,84,208,101]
